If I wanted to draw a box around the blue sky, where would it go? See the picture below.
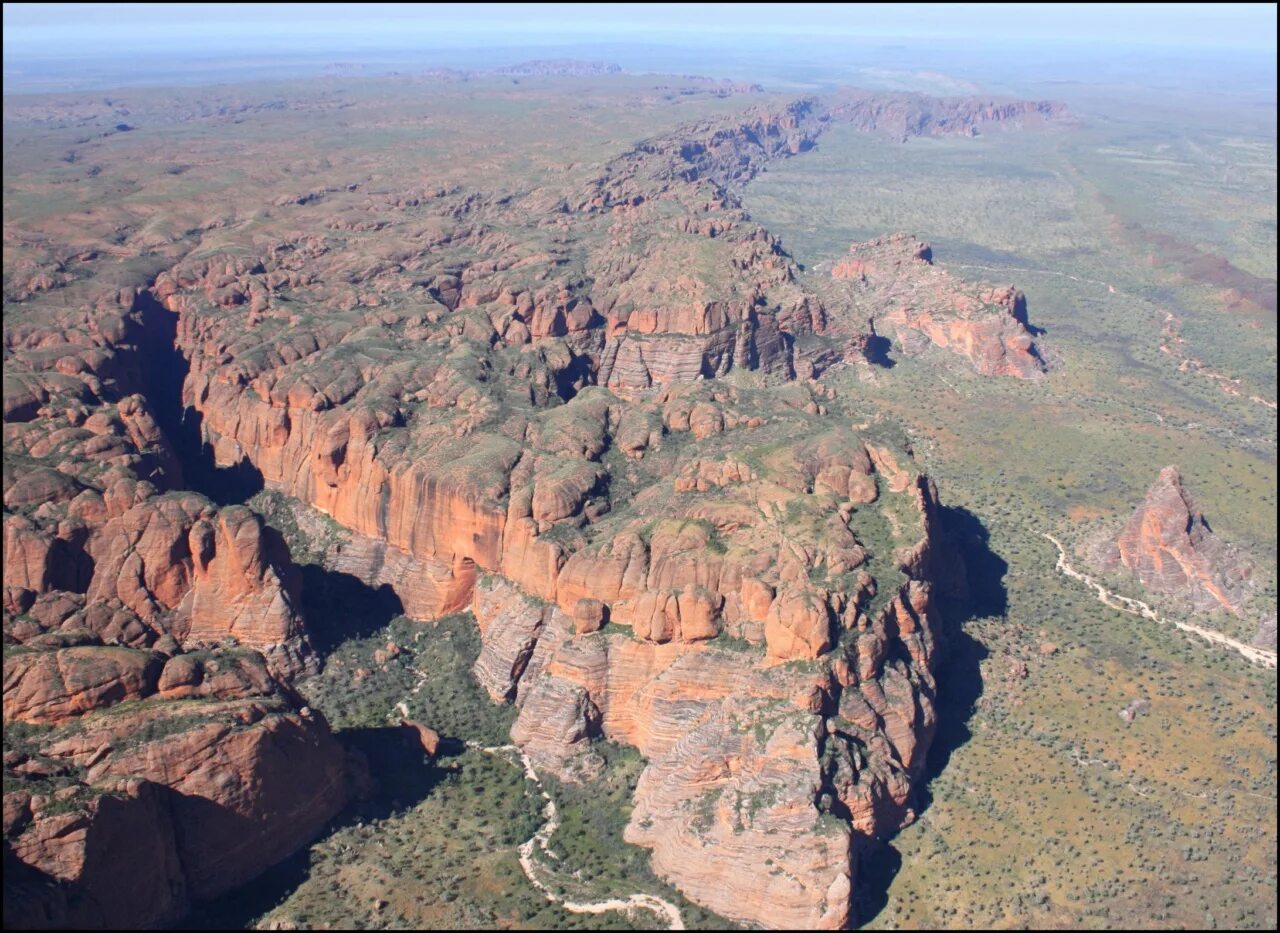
[4,3,1278,57]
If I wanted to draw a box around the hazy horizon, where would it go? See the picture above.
[4,3,1278,101]
[5,2,1278,55]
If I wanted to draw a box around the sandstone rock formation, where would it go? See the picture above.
[3,645,347,929]
[830,233,1045,379]
[1,290,316,680]
[4,208,334,933]
[828,89,1073,142]
[468,448,955,928]
[1097,466,1254,616]
[2,77,1064,929]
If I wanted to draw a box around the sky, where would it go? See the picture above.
[4,2,1278,58]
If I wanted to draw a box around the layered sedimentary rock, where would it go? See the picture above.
[470,439,954,928]
[828,89,1073,142]
[3,256,338,930]
[2,78,1065,929]
[87,494,315,676]
[1097,466,1254,615]
[1,291,316,678]
[830,233,1045,378]
[3,644,347,929]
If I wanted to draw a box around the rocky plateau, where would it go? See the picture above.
[3,76,1070,928]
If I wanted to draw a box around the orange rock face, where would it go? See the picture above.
[158,278,952,927]
[4,779,187,930]
[764,587,834,660]
[1,297,315,679]
[471,447,952,929]
[400,719,442,757]
[0,80,1049,929]
[83,494,314,677]
[3,646,348,928]
[831,233,1046,379]
[4,645,163,724]
[3,296,337,928]
[1098,465,1254,615]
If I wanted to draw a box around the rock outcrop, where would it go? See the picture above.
[828,89,1073,142]
[1,77,1064,929]
[1253,615,1277,651]
[3,224,334,932]
[1,291,316,680]
[3,644,348,929]
[1097,466,1254,616]
[470,447,953,929]
[830,234,1045,379]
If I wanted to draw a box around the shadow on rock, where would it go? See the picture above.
[178,725,452,931]
[857,505,1003,926]
[864,332,897,368]
[938,505,1008,618]
[854,837,903,928]
[138,289,264,506]
[922,504,1002,802]
[295,565,405,655]
[336,725,454,821]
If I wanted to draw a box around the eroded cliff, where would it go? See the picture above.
[3,78,1065,928]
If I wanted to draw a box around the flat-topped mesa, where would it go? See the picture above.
[174,316,924,647]
[495,59,623,77]
[605,100,818,189]
[0,81,1042,931]
[1099,466,1254,616]
[826,89,1073,142]
[667,77,766,97]
[166,280,954,931]
[832,234,935,280]
[831,233,1045,379]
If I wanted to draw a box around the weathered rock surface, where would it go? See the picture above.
[399,719,442,757]
[1253,615,1278,651]
[4,645,163,723]
[0,77,1062,929]
[1097,466,1254,615]
[472,452,951,929]
[3,779,186,930]
[2,288,337,927]
[830,234,1045,378]
[2,647,348,929]
[1,291,315,679]
[828,89,1073,142]
[88,495,315,677]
